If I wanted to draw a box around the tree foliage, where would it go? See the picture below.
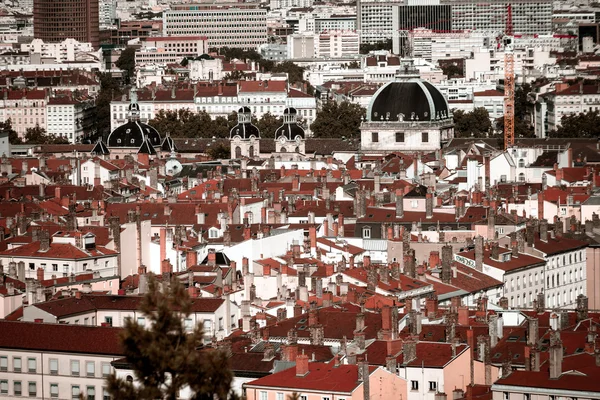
[253,112,282,138]
[24,125,69,144]
[441,63,463,79]
[1,119,21,144]
[360,39,393,54]
[272,61,305,85]
[311,101,366,138]
[550,110,600,138]
[452,107,493,138]
[94,73,124,140]
[116,48,136,84]
[106,275,233,400]
[206,142,231,159]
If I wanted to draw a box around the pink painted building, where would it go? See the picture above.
[244,354,407,400]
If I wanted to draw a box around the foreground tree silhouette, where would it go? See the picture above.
[106,276,233,399]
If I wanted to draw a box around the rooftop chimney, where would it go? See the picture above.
[296,351,309,377]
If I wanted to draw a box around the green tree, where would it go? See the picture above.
[441,63,463,79]
[24,124,49,143]
[206,142,231,159]
[106,275,233,399]
[550,110,600,138]
[359,39,392,54]
[224,70,246,81]
[116,47,136,84]
[347,61,360,69]
[149,109,183,138]
[272,61,305,85]
[311,101,366,138]
[452,107,493,138]
[93,73,124,139]
[0,119,21,144]
[254,112,282,138]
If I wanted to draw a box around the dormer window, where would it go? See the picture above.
[362,226,371,239]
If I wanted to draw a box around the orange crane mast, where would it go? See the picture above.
[504,4,515,150]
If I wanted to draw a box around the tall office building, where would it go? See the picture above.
[163,3,267,49]
[358,0,552,44]
[34,0,100,48]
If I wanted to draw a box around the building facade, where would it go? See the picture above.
[163,4,267,49]
[33,0,100,48]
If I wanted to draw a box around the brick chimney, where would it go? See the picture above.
[395,189,404,218]
[474,236,484,271]
[540,219,548,242]
[549,330,563,379]
[296,351,309,377]
[37,267,44,282]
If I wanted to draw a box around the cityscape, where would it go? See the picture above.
[0,0,598,398]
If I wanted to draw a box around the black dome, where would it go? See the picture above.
[275,123,305,141]
[368,79,450,122]
[107,121,162,148]
[230,122,260,139]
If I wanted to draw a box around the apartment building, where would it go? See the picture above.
[535,82,600,138]
[405,29,490,62]
[297,14,357,33]
[135,36,209,66]
[110,83,317,134]
[20,38,96,63]
[0,231,119,280]
[288,31,360,59]
[46,96,95,144]
[0,89,47,139]
[163,4,267,49]
[454,241,546,309]
[0,321,123,400]
[22,293,240,341]
[360,0,553,44]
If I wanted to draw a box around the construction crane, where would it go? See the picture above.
[503,4,515,150]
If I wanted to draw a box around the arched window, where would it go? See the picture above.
[248,145,254,156]
[235,146,242,158]
[280,147,287,153]
[518,173,525,182]
[295,146,300,153]
[518,159,525,168]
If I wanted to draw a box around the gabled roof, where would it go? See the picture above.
[245,360,376,393]
[0,321,123,355]
[91,140,110,156]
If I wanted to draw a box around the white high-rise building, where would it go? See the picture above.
[163,3,267,49]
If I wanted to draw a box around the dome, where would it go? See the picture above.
[230,107,260,139]
[107,121,162,148]
[129,102,140,112]
[368,79,450,122]
[275,108,305,141]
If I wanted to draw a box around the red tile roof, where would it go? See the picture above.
[245,361,376,393]
[0,241,117,260]
[0,321,123,355]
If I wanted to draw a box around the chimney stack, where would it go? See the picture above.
[295,351,309,377]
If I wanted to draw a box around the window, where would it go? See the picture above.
[105,316,113,326]
[504,393,509,400]
[184,318,193,332]
[28,382,36,397]
[49,359,58,375]
[219,317,224,330]
[411,380,419,390]
[0,356,7,371]
[429,381,437,391]
[87,361,95,377]
[260,391,267,400]
[50,384,59,398]
[372,132,379,142]
[27,358,36,373]
[87,386,96,400]
[422,132,429,142]
[300,396,308,400]
[0,380,7,394]
[71,360,80,376]
[137,317,146,327]
[14,381,22,396]
[72,385,80,400]
[395,132,404,142]
[277,393,284,400]
[102,362,111,377]
[362,226,371,239]
[14,357,22,372]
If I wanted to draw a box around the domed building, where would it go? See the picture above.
[107,90,162,152]
[275,107,305,155]
[230,106,260,159]
[360,60,454,152]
